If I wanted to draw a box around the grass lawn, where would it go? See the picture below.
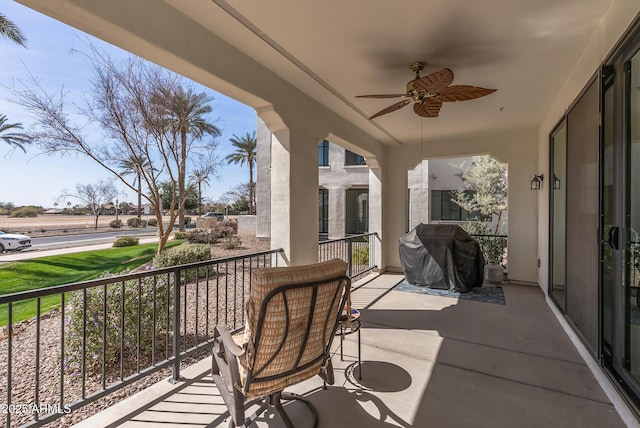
[0,240,184,326]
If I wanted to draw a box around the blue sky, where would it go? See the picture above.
[0,2,257,208]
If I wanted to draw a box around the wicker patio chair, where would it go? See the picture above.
[211,259,351,428]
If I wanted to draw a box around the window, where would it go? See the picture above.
[319,140,329,166]
[345,150,366,166]
[346,189,368,234]
[431,190,484,221]
[319,189,329,234]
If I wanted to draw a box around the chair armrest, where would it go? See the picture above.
[212,324,247,425]
[215,324,246,357]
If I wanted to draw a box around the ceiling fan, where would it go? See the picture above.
[357,62,496,119]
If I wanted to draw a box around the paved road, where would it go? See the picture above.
[0,230,156,261]
[30,229,157,251]
[0,233,163,262]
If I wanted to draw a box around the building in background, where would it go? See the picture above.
[257,136,507,240]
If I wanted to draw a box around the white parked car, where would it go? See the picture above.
[0,231,32,253]
[203,212,224,220]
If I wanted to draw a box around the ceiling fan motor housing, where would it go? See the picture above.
[407,80,432,102]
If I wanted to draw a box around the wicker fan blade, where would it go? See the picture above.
[434,85,497,102]
[413,68,454,93]
[356,94,408,99]
[413,99,442,118]
[369,99,411,119]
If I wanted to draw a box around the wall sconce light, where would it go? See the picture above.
[553,174,561,189]
[530,174,543,190]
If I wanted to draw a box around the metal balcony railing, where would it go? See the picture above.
[319,233,378,280]
[0,249,283,428]
[1,233,382,428]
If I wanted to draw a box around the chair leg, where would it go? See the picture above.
[235,392,318,428]
[234,397,267,428]
[273,392,294,427]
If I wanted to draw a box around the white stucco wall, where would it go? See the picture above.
[319,143,369,238]
[237,215,257,235]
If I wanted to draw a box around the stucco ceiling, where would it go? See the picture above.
[19,0,614,146]
[174,0,613,145]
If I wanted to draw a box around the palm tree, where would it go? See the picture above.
[225,131,257,215]
[0,115,30,152]
[167,86,221,231]
[0,12,26,47]
[189,167,212,216]
[118,155,150,219]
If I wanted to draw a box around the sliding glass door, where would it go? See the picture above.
[600,41,640,407]
[550,18,640,410]
[623,49,640,384]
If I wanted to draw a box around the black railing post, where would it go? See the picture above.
[347,237,353,278]
[370,233,375,269]
[171,268,181,383]
[7,302,12,428]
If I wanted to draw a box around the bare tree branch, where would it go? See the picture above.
[60,180,118,229]
[8,43,222,253]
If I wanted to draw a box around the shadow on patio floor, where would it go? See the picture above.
[74,274,628,428]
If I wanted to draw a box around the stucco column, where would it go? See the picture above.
[408,161,429,228]
[368,166,383,271]
[328,187,344,239]
[256,117,271,240]
[382,147,414,271]
[270,127,319,266]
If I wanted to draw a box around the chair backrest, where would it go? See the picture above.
[241,259,350,398]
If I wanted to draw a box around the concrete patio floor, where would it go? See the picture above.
[74,274,635,427]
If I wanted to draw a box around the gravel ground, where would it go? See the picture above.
[0,235,270,428]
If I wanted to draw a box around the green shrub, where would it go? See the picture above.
[173,231,188,240]
[461,221,505,264]
[113,236,139,247]
[461,221,490,236]
[147,218,158,227]
[153,243,211,266]
[9,207,39,218]
[64,272,172,375]
[153,243,212,282]
[352,246,369,265]
[110,219,123,229]
[127,217,145,228]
